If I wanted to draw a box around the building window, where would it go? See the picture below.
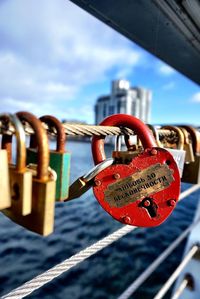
[132,101,136,115]
[103,103,107,117]
[120,100,126,114]
[109,105,114,115]
[117,101,121,113]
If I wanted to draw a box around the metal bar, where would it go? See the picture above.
[171,278,188,299]
[2,186,199,299]
[179,184,200,201]
[117,185,200,299]
[153,245,199,299]
[117,219,199,299]
[1,225,136,299]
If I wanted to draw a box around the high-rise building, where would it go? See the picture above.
[95,80,152,124]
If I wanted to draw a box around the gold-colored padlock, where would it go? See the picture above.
[0,150,11,210]
[1,114,32,215]
[179,127,195,164]
[0,115,11,209]
[4,112,56,236]
[182,126,200,184]
[112,135,143,164]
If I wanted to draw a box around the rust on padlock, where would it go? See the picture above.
[3,111,56,236]
[93,148,180,227]
[17,112,49,181]
[104,163,174,208]
[30,115,66,153]
[92,114,180,227]
[92,114,157,165]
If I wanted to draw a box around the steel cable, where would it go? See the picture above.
[0,121,176,139]
[153,245,199,299]
[117,184,200,299]
[117,219,200,299]
[1,225,135,299]
[171,278,189,299]
[1,185,199,299]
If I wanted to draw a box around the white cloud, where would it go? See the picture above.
[191,92,200,103]
[162,81,175,90]
[0,0,145,120]
[158,63,176,76]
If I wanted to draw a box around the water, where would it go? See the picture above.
[0,141,199,299]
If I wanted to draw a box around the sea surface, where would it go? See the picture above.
[0,141,199,299]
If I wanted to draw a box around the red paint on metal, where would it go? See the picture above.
[91,114,157,165]
[143,199,151,207]
[168,199,176,207]
[93,148,180,227]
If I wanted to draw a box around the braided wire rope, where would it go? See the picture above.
[2,185,199,299]
[0,120,176,139]
[2,225,135,299]
[153,245,199,299]
[171,278,189,299]
[117,184,200,299]
[117,219,200,299]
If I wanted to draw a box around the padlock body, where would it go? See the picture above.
[4,178,56,236]
[184,143,195,163]
[67,177,92,201]
[112,150,141,164]
[27,148,70,201]
[93,147,180,227]
[5,166,32,215]
[182,155,200,184]
[165,148,186,177]
[0,150,11,209]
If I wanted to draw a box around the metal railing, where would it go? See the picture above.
[2,184,200,299]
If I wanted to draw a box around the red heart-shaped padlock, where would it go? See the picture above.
[91,114,180,227]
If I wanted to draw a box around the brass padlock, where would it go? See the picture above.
[161,126,186,177]
[1,114,32,215]
[182,126,200,184]
[67,158,114,201]
[179,127,195,164]
[4,112,56,236]
[0,115,11,210]
[125,126,160,153]
[112,135,142,164]
[27,115,70,201]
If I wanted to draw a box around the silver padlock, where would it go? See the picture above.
[161,126,186,177]
[66,158,114,201]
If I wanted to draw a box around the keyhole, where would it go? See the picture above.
[140,198,158,218]
[12,183,20,201]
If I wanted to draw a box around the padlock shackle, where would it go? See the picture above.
[180,127,189,144]
[1,113,26,172]
[161,125,184,150]
[124,124,160,150]
[147,124,162,147]
[39,115,66,153]
[181,125,200,155]
[83,158,114,182]
[16,111,49,181]
[92,114,157,165]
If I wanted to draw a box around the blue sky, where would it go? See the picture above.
[0,0,199,124]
